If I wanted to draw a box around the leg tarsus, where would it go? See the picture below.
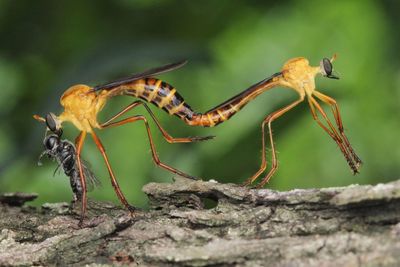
[186,135,216,142]
[242,121,269,187]
[255,121,279,188]
[313,91,362,169]
[309,94,361,173]
[245,97,304,187]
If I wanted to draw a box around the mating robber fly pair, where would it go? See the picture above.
[34,55,362,222]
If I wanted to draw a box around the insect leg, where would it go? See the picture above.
[242,119,268,186]
[101,100,214,143]
[242,98,304,186]
[308,97,358,174]
[90,130,136,213]
[312,91,362,168]
[75,131,87,223]
[253,98,304,188]
[101,115,197,180]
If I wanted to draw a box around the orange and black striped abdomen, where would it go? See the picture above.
[187,72,283,127]
[122,78,196,121]
[108,72,282,128]
[187,101,242,127]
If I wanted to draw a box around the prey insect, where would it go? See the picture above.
[38,114,100,203]
[34,60,213,221]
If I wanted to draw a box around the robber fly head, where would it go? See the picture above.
[45,112,63,136]
[320,55,339,80]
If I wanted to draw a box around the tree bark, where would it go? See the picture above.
[1,178,400,266]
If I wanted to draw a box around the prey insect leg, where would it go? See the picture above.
[100,115,197,180]
[102,100,214,143]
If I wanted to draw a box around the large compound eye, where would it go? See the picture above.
[320,58,332,76]
[45,113,57,132]
[45,113,63,136]
[320,57,339,79]
[45,135,59,150]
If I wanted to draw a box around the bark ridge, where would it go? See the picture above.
[1,178,400,266]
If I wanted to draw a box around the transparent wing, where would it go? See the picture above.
[80,158,101,192]
[91,60,187,92]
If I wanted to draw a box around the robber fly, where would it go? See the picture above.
[89,55,362,188]
[38,113,100,203]
[33,55,361,221]
[33,60,213,220]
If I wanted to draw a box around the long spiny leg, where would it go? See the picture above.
[254,98,304,188]
[309,97,342,137]
[75,131,87,223]
[102,100,214,143]
[308,98,339,139]
[313,91,362,170]
[308,97,350,160]
[308,97,358,174]
[90,130,136,213]
[101,115,197,180]
[243,98,304,187]
[242,120,268,186]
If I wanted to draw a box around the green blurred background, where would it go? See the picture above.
[0,0,399,208]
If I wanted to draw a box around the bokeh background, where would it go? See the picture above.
[0,0,399,208]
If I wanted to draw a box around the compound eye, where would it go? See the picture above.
[45,113,63,136]
[320,57,339,79]
[321,58,332,76]
[45,135,59,150]
[45,113,58,133]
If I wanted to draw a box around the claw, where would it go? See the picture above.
[128,205,139,213]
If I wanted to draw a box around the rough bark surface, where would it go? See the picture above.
[1,178,400,266]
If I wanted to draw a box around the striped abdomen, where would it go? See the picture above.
[112,78,197,121]
[186,72,283,127]
[109,72,282,127]
[187,105,241,127]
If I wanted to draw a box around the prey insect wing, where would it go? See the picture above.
[92,60,187,91]
[80,158,101,191]
[34,54,362,223]
[39,133,100,201]
[55,154,100,192]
